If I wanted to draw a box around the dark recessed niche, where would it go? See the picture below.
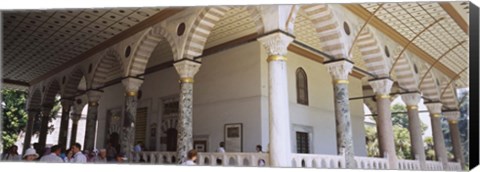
[119,10,125,13]
[384,45,390,58]
[177,23,186,36]
[413,64,418,74]
[110,15,116,19]
[343,21,351,35]
[88,63,93,73]
[125,46,131,58]
[137,90,143,99]
[76,99,82,104]
[62,76,66,84]
[85,15,91,19]
[60,15,66,19]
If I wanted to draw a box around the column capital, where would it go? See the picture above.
[425,102,443,115]
[324,59,354,81]
[368,78,394,96]
[122,77,144,96]
[70,113,81,122]
[444,111,461,123]
[257,32,294,56]
[401,93,421,106]
[174,59,201,83]
[87,90,103,104]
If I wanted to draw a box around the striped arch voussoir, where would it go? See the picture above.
[28,89,43,111]
[42,79,61,106]
[300,4,348,59]
[420,71,440,101]
[356,27,389,77]
[441,83,458,109]
[91,49,123,89]
[392,48,418,91]
[128,26,177,76]
[63,67,86,98]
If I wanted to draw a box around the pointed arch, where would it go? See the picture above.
[298,4,351,59]
[27,88,43,110]
[127,26,178,77]
[63,67,87,98]
[42,79,61,106]
[440,83,458,110]
[392,48,419,92]
[183,6,264,58]
[296,67,309,105]
[91,49,123,89]
[356,27,390,77]
[419,69,441,102]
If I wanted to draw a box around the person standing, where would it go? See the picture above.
[70,143,87,163]
[40,145,64,163]
[216,142,225,165]
[106,142,117,161]
[2,145,21,161]
[182,149,197,165]
[94,149,108,163]
[256,145,265,166]
[23,148,39,161]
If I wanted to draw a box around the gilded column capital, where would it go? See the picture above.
[87,90,103,104]
[174,59,201,83]
[425,102,443,114]
[324,59,354,82]
[444,111,461,123]
[401,93,421,106]
[122,77,144,96]
[368,78,393,96]
[257,32,294,57]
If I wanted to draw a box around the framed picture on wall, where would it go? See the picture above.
[224,123,243,152]
[194,140,207,152]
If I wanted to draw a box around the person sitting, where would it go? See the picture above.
[182,149,197,165]
[115,153,126,163]
[2,145,21,161]
[23,148,39,161]
[40,145,64,163]
[216,142,225,165]
[256,145,266,166]
[94,149,108,163]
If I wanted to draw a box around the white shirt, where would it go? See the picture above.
[134,144,142,152]
[40,153,64,163]
[182,160,196,165]
[72,152,87,163]
[216,147,225,153]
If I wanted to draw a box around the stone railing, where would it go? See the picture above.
[425,160,443,171]
[446,162,462,171]
[397,159,421,170]
[291,153,345,168]
[197,152,269,167]
[133,151,177,164]
[354,156,389,170]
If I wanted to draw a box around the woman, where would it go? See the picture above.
[182,149,197,165]
[2,145,21,161]
[23,148,39,161]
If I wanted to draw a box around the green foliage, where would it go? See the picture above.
[1,89,28,149]
[424,136,435,160]
[393,125,412,159]
[365,125,379,157]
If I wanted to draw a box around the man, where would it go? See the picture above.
[70,143,87,163]
[255,145,265,166]
[94,149,108,163]
[181,149,197,165]
[216,142,225,165]
[40,145,64,163]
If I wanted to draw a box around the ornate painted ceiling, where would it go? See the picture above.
[2,7,163,83]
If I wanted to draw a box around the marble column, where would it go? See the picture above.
[38,105,53,153]
[121,77,143,162]
[70,113,82,146]
[444,111,465,169]
[425,102,448,169]
[257,32,293,167]
[325,59,356,168]
[401,93,426,170]
[368,78,397,169]
[84,90,102,151]
[173,59,201,163]
[23,109,39,152]
[58,99,73,150]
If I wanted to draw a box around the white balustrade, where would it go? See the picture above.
[446,162,462,171]
[197,152,269,167]
[425,160,443,171]
[397,159,421,170]
[354,156,389,170]
[291,153,345,168]
[132,151,177,164]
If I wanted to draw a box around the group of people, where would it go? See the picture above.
[1,143,126,163]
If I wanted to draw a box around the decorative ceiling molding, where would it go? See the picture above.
[439,2,468,34]
[27,8,185,85]
[343,4,457,79]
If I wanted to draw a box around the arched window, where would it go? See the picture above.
[296,68,309,105]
